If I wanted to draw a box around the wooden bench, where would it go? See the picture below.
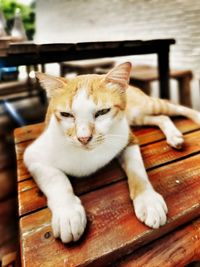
[60,59,114,77]
[129,65,193,107]
[14,118,200,266]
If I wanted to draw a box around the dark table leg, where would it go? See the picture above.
[158,46,170,99]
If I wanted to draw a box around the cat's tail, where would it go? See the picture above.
[147,97,200,124]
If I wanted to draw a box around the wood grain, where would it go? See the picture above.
[115,218,200,267]
[14,118,199,145]
[18,130,200,216]
[20,154,200,267]
[14,122,44,144]
[18,160,123,216]
[15,119,200,182]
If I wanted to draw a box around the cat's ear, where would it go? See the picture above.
[105,62,132,88]
[35,72,67,97]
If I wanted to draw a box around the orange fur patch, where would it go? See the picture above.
[66,127,76,137]
[127,173,148,199]
[128,131,139,146]
[45,74,126,125]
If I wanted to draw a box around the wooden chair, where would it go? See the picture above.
[14,118,200,266]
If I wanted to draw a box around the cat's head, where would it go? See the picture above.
[36,62,131,149]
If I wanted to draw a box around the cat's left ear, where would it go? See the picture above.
[35,72,67,98]
[105,62,132,89]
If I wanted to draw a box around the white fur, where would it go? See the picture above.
[24,88,129,243]
[134,189,168,229]
[25,114,129,177]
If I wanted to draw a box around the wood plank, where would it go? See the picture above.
[115,218,200,267]
[18,130,200,216]
[15,119,199,162]
[15,119,200,182]
[20,154,200,267]
[14,122,44,144]
[39,43,74,52]
[8,41,37,54]
[14,118,199,145]
[18,160,123,216]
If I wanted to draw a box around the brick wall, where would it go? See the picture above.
[35,0,200,108]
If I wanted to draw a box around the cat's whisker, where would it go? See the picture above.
[106,134,127,138]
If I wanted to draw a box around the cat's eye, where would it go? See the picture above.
[60,112,74,118]
[95,108,111,118]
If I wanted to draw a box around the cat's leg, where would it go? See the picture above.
[165,102,200,124]
[118,143,168,228]
[25,161,87,243]
[135,115,184,149]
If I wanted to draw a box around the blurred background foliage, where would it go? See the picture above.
[1,0,35,39]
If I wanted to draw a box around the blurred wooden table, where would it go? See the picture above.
[1,39,175,99]
[14,117,200,267]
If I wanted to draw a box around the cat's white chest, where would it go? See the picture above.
[54,140,123,177]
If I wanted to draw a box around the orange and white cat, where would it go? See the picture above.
[24,62,200,243]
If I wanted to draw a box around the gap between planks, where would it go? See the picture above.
[17,129,200,217]
[19,153,200,267]
[15,118,200,184]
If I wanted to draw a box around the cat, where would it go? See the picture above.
[24,62,200,243]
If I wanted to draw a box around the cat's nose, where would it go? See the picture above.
[78,136,92,145]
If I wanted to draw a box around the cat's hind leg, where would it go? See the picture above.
[135,115,184,149]
[149,97,200,124]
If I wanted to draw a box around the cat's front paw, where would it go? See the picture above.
[133,189,168,229]
[51,196,87,243]
[166,130,184,149]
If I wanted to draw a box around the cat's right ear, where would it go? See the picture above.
[105,62,132,89]
[35,72,67,98]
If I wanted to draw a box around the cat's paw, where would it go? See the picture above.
[51,196,87,243]
[166,131,184,149]
[133,189,168,229]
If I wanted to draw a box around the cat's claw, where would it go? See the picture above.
[133,189,168,229]
[51,196,87,243]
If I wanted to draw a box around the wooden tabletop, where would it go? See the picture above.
[0,39,175,99]
[14,117,200,267]
[1,39,175,67]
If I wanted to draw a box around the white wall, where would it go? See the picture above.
[35,0,200,108]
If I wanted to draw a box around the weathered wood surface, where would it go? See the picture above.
[7,39,175,56]
[115,218,200,267]
[14,117,198,145]
[15,118,200,267]
[14,118,200,182]
[20,154,200,267]
[18,130,200,216]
